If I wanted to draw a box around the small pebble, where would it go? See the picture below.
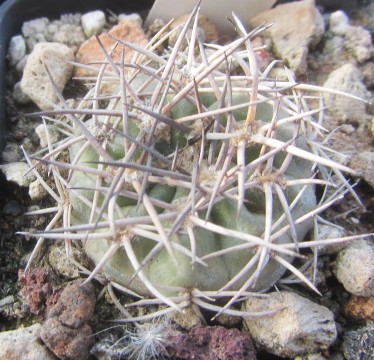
[329,10,350,36]
[1,143,22,163]
[342,322,374,360]
[0,162,35,187]
[334,240,374,297]
[323,63,370,119]
[7,35,26,66]
[29,179,48,201]
[340,124,355,134]
[118,13,143,26]
[35,123,60,148]
[316,223,347,255]
[344,25,374,63]
[81,10,106,38]
[13,81,31,105]
[22,17,49,37]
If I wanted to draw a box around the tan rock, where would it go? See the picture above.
[250,0,324,75]
[74,19,148,78]
[345,295,374,321]
[243,291,337,358]
[20,42,74,110]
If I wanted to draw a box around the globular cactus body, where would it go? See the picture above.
[24,7,360,317]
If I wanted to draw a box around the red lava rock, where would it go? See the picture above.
[74,19,148,78]
[163,325,256,360]
[40,280,96,360]
[18,268,59,316]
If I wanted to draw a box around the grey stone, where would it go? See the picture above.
[7,35,26,66]
[20,42,74,110]
[344,25,374,63]
[1,143,22,163]
[13,81,31,105]
[35,123,60,147]
[0,162,35,187]
[0,324,55,360]
[334,240,374,297]
[342,322,374,360]
[250,0,325,75]
[29,179,48,201]
[22,17,49,37]
[329,10,350,36]
[243,291,337,358]
[323,63,370,119]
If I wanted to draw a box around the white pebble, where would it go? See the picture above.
[29,179,47,201]
[118,13,143,26]
[323,63,369,118]
[22,17,49,37]
[344,25,374,63]
[243,292,337,358]
[81,10,106,38]
[7,35,26,66]
[329,10,350,36]
[316,223,347,255]
[35,124,60,147]
[334,240,374,297]
[0,162,36,187]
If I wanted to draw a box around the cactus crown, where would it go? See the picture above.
[22,6,363,321]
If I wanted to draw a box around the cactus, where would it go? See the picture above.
[22,7,364,320]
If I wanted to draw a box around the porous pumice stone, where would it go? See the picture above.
[242,291,337,358]
[20,42,74,110]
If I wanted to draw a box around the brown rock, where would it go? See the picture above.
[74,19,148,78]
[40,318,93,360]
[345,296,374,321]
[40,280,96,360]
[250,0,324,75]
[47,280,96,328]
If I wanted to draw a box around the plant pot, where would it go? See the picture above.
[0,0,154,151]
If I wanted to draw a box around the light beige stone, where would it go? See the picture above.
[323,63,369,119]
[250,0,324,75]
[0,324,56,360]
[243,291,337,358]
[20,42,74,110]
[334,240,374,297]
[0,162,35,187]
